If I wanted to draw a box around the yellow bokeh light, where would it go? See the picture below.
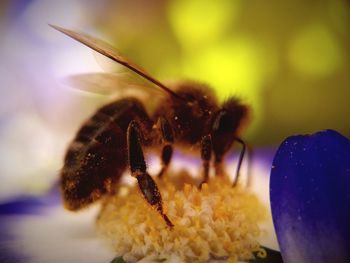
[168,0,239,49]
[288,23,343,77]
[183,39,260,99]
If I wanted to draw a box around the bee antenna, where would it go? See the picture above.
[50,24,186,102]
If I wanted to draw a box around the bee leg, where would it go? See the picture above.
[127,120,174,227]
[157,117,174,178]
[212,137,247,186]
[232,137,246,187]
[199,135,212,188]
[245,144,254,188]
[213,157,226,177]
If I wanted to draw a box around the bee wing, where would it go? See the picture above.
[65,72,164,101]
[51,25,184,101]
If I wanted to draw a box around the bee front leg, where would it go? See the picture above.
[157,117,174,178]
[213,137,247,187]
[246,144,253,187]
[231,137,246,187]
[127,120,174,227]
[200,134,212,187]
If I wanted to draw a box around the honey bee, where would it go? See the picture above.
[52,25,249,227]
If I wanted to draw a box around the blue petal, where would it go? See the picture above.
[0,218,28,263]
[0,184,61,215]
[0,184,61,262]
[270,130,350,263]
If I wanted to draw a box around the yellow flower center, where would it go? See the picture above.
[97,172,266,262]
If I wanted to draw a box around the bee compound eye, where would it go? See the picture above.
[212,111,227,132]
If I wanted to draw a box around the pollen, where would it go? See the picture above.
[97,172,267,262]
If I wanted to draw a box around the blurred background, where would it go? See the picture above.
[0,0,349,200]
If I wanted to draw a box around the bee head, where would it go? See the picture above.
[211,98,250,156]
[212,98,249,135]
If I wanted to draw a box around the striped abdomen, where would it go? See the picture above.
[61,98,152,210]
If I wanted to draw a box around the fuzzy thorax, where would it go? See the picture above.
[97,172,267,263]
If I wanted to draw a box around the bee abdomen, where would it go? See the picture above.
[61,98,152,210]
[61,124,126,210]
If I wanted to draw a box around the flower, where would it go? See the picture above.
[270,130,350,263]
[4,129,348,263]
[0,152,277,263]
[97,173,266,262]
